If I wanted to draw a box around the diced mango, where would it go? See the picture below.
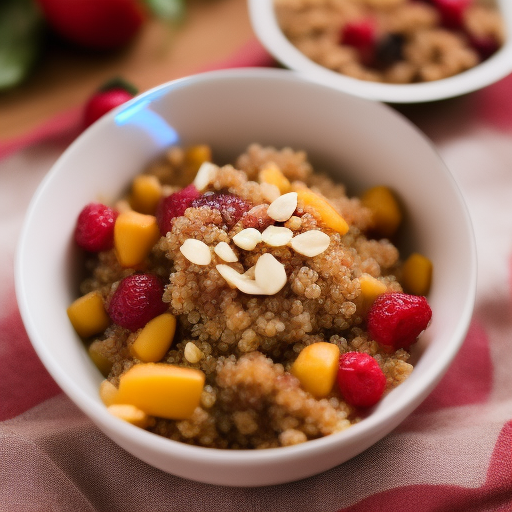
[259,163,291,194]
[296,188,349,235]
[291,342,340,398]
[115,363,205,420]
[360,186,402,238]
[129,175,162,215]
[88,341,113,377]
[185,144,212,174]
[130,313,176,362]
[359,273,388,309]
[67,290,110,338]
[401,252,433,296]
[114,210,160,268]
[99,379,119,406]
[107,404,153,428]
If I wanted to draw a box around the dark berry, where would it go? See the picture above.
[155,184,200,235]
[340,18,376,66]
[191,192,252,229]
[468,34,500,61]
[367,292,432,350]
[431,0,471,29]
[374,34,405,69]
[74,202,118,252]
[108,273,167,331]
[338,352,386,408]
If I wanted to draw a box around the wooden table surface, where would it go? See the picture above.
[0,0,254,141]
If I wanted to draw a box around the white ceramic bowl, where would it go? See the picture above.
[16,68,476,486]
[249,0,512,103]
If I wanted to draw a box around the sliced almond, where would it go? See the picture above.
[214,241,238,262]
[216,264,266,295]
[180,239,212,265]
[267,192,298,222]
[254,253,287,295]
[261,225,293,247]
[184,342,204,364]
[193,161,217,191]
[290,230,330,257]
[232,228,262,250]
[260,182,281,203]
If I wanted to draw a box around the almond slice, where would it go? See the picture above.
[260,182,281,203]
[216,264,266,295]
[193,161,217,191]
[214,241,238,262]
[290,230,330,257]
[180,239,212,265]
[267,192,298,222]
[261,225,293,247]
[254,253,287,295]
[232,228,262,250]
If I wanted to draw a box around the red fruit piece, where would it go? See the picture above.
[155,184,200,235]
[191,192,252,229]
[468,34,499,61]
[431,0,471,29]
[338,352,386,408]
[108,273,167,331]
[242,204,274,231]
[74,202,118,252]
[340,18,376,66]
[367,292,432,350]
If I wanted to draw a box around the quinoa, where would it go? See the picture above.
[77,143,425,449]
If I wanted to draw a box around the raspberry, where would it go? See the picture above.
[156,184,200,235]
[74,202,118,252]
[191,192,252,229]
[108,273,167,331]
[340,18,376,66]
[337,352,386,408]
[468,34,499,61]
[430,0,471,29]
[367,292,432,350]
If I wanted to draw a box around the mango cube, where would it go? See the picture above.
[115,363,205,420]
[88,341,113,377]
[291,342,340,398]
[361,186,402,238]
[359,273,388,309]
[114,210,160,268]
[130,313,177,362]
[129,175,162,215]
[185,144,212,173]
[107,404,153,428]
[67,290,110,338]
[259,163,291,194]
[296,189,349,235]
[401,252,433,296]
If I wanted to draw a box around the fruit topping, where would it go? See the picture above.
[340,18,376,65]
[430,0,471,29]
[191,192,251,229]
[374,34,405,69]
[155,184,200,235]
[360,185,402,239]
[401,253,433,297]
[367,292,432,350]
[108,273,168,331]
[74,202,118,252]
[337,352,386,408]
[67,290,110,338]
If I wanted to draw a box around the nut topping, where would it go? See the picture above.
[267,192,298,222]
[261,225,293,247]
[214,241,238,262]
[180,239,212,265]
[184,342,204,364]
[233,228,262,250]
[254,253,287,295]
[290,230,330,257]
[193,161,218,192]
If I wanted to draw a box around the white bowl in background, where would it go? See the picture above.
[249,0,512,103]
[15,68,476,486]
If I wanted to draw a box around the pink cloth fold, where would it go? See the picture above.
[2,35,512,511]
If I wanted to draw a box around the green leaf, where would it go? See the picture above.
[145,0,186,22]
[0,0,44,90]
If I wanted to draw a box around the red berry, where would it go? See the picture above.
[367,293,432,350]
[74,202,118,252]
[155,184,200,235]
[338,352,386,408]
[84,87,135,128]
[340,18,376,66]
[108,273,167,331]
[468,34,499,61]
[431,0,471,29]
[191,192,252,229]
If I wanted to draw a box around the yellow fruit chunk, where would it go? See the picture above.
[88,341,113,377]
[401,252,433,296]
[259,163,291,194]
[359,273,388,308]
[129,175,162,215]
[291,342,340,398]
[114,210,160,268]
[130,313,176,362]
[185,144,212,174]
[67,290,110,338]
[296,189,349,235]
[107,404,152,428]
[115,363,205,420]
[99,379,119,406]
[361,186,402,238]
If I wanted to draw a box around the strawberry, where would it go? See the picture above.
[35,0,145,51]
[367,292,432,350]
[74,202,118,252]
[83,78,137,128]
[337,352,386,408]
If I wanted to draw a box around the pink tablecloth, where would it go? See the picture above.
[1,39,512,512]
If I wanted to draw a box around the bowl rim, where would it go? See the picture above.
[15,67,477,480]
[248,0,512,104]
